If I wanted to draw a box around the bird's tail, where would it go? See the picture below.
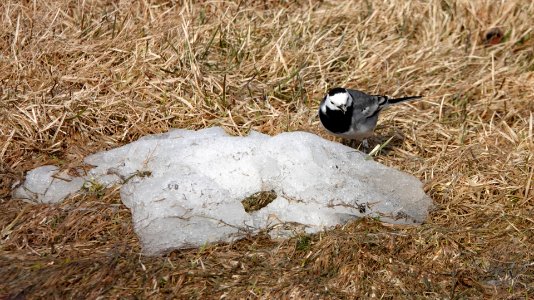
[385,95,422,105]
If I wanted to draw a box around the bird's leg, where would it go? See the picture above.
[361,139,369,149]
[341,138,368,151]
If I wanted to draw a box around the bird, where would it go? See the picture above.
[318,87,422,142]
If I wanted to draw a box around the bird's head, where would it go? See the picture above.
[323,87,352,114]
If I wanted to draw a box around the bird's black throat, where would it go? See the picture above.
[319,105,353,134]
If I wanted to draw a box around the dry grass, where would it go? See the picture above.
[1,0,533,298]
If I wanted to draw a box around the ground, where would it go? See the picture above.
[1,0,533,298]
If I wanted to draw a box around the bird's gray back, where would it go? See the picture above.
[343,89,380,138]
[346,89,377,108]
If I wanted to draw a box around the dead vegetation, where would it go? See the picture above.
[1,0,533,298]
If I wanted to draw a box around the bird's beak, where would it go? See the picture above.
[339,104,347,113]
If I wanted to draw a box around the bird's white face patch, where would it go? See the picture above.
[325,92,351,111]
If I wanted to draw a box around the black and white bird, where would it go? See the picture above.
[318,87,422,141]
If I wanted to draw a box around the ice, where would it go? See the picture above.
[12,127,434,255]
[12,165,85,204]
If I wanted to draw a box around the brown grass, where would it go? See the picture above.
[1,0,533,298]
